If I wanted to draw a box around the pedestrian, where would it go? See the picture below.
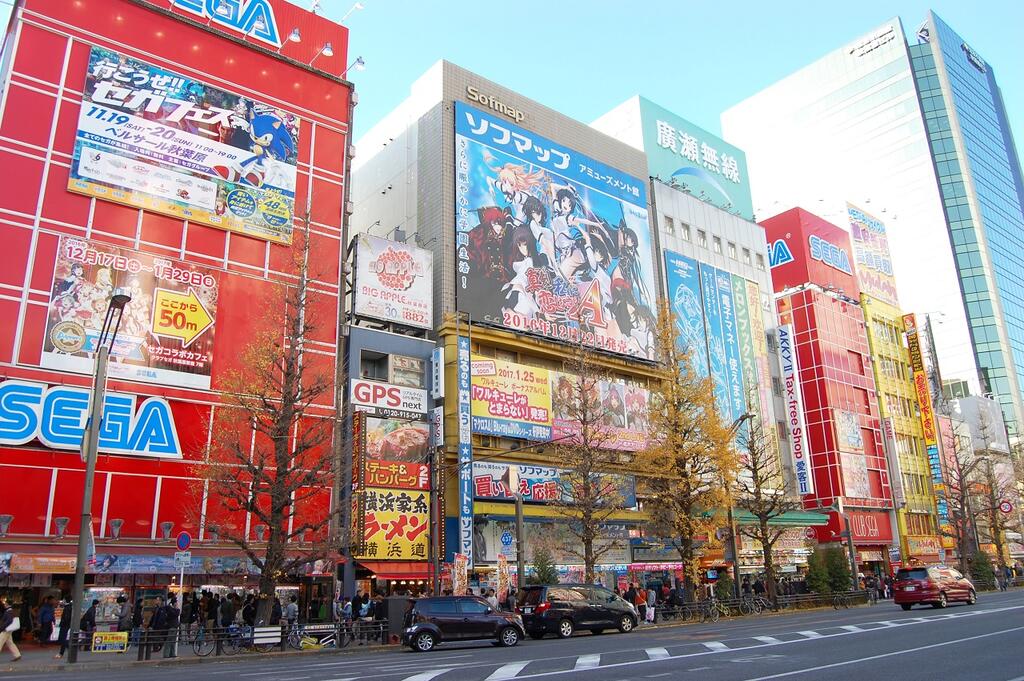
[55,599,73,659]
[341,597,352,624]
[149,596,168,654]
[270,597,283,626]
[753,577,766,597]
[645,585,656,623]
[373,594,387,641]
[80,598,98,649]
[131,598,144,647]
[634,584,647,623]
[741,576,753,597]
[242,595,256,626]
[1005,566,1014,589]
[485,589,499,610]
[116,595,132,633]
[220,592,236,628]
[0,596,22,663]
[284,595,299,631]
[163,596,181,658]
[38,596,56,645]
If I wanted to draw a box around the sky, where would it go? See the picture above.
[0,1,1019,145]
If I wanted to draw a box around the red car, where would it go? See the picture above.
[893,565,977,610]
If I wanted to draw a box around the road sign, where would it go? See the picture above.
[999,500,1014,514]
[152,287,214,347]
[804,527,818,540]
[500,530,514,547]
[174,550,191,569]
[176,531,192,551]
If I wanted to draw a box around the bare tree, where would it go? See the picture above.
[943,421,982,575]
[733,413,804,605]
[190,220,338,621]
[546,340,633,584]
[974,408,1015,573]
[636,304,738,599]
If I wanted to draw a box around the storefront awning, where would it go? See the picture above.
[473,501,647,522]
[357,561,433,580]
[732,510,830,527]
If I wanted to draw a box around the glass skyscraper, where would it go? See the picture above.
[722,12,1024,439]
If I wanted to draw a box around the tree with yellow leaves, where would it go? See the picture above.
[637,303,739,600]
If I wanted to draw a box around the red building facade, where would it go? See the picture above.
[0,0,351,614]
[763,208,896,574]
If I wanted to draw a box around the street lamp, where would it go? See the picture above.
[68,288,132,663]
[726,412,756,598]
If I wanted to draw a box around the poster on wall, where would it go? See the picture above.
[455,102,657,360]
[847,203,898,307]
[353,235,433,329]
[663,251,709,376]
[834,410,864,453]
[354,488,430,561]
[471,460,637,507]
[41,235,218,389]
[549,371,648,450]
[69,46,299,244]
[699,264,733,422]
[470,356,552,440]
[840,452,871,499]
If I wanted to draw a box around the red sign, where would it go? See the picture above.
[762,208,860,297]
[1000,500,1014,514]
[364,460,430,491]
[845,510,894,544]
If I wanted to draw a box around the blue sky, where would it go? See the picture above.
[0,2,1019,146]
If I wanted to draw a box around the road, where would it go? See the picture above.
[6,590,1024,681]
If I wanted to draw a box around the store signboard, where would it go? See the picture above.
[848,203,898,307]
[457,337,474,566]
[70,47,299,243]
[455,102,657,360]
[350,379,427,418]
[470,356,551,440]
[471,461,636,507]
[778,325,813,494]
[354,488,430,561]
[42,236,218,389]
[663,251,709,377]
[353,235,433,329]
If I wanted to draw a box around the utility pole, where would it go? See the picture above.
[515,491,525,588]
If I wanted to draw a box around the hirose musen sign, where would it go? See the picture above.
[777,325,813,495]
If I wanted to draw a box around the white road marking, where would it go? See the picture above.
[486,662,531,680]
[797,630,823,638]
[839,625,863,632]
[753,636,783,644]
[574,654,601,670]
[703,641,730,651]
[401,670,454,681]
[741,625,1024,680]
[645,647,670,660]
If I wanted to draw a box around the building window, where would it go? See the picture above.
[777,421,788,442]
[756,253,766,270]
[360,350,389,381]
[681,223,691,241]
[742,248,751,265]
[391,355,425,388]
[772,377,782,396]
[664,216,674,234]
[766,331,778,353]
[698,230,707,248]
[728,242,737,259]
[713,236,722,254]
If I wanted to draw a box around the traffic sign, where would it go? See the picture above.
[174,551,191,569]
[999,500,1014,515]
[151,287,214,347]
[176,531,192,551]
[500,530,514,547]
[804,527,818,541]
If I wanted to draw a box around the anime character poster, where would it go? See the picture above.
[69,46,300,244]
[699,264,733,422]
[455,102,657,361]
[549,370,647,451]
[716,268,747,425]
[663,251,709,377]
[41,235,218,389]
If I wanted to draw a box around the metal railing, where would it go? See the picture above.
[652,590,870,622]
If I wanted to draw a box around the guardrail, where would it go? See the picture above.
[653,590,870,622]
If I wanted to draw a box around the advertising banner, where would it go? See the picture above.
[637,97,753,220]
[354,411,430,491]
[834,410,864,453]
[455,102,657,360]
[473,517,630,565]
[731,274,758,408]
[471,460,637,507]
[350,379,427,418]
[778,325,813,494]
[41,236,218,389]
[663,251,709,376]
[470,356,552,440]
[457,337,474,566]
[550,371,648,451]
[353,235,433,329]
[848,203,898,307]
[354,488,430,561]
[453,553,469,595]
[840,451,871,498]
[716,269,747,424]
[497,554,511,597]
[700,264,732,422]
[70,46,299,244]
[881,418,906,507]
[91,632,129,653]
[745,280,776,448]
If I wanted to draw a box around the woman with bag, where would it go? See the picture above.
[0,596,22,662]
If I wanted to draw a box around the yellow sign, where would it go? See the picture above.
[470,355,552,440]
[91,631,129,653]
[355,488,430,561]
[152,287,215,347]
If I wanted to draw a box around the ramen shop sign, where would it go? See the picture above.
[350,379,427,418]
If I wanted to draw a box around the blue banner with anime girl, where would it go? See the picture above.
[455,102,657,361]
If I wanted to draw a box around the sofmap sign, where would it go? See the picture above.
[172,0,282,47]
[778,325,813,494]
[0,380,182,459]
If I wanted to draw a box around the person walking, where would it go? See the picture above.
[284,595,299,632]
[220,593,236,628]
[38,597,56,646]
[485,589,499,610]
[645,585,656,623]
[270,597,283,626]
[163,596,181,658]
[149,596,169,654]
[0,596,22,662]
[54,599,74,659]
[116,595,132,634]
[634,584,647,624]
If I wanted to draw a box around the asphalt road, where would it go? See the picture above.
[7,590,1024,681]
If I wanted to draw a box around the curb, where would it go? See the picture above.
[0,641,402,675]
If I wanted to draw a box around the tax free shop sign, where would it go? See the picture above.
[0,380,182,458]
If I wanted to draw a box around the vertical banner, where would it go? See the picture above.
[700,264,732,421]
[663,251,709,376]
[456,337,474,567]
[778,325,813,494]
[731,274,758,405]
[745,280,776,447]
[497,554,511,599]
[716,269,747,425]
[453,553,469,596]
[881,418,906,507]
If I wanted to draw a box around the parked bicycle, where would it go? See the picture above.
[832,592,851,609]
[287,623,351,650]
[222,624,276,655]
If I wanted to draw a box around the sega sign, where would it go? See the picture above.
[172,0,282,47]
[350,379,427,418]
[0,380,182,458]
[809,234,853,275]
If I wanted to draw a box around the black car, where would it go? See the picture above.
[402,596,525,652]
[517,584,637,639]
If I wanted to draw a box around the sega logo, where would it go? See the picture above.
[808,234,853,274]
[350,380,427,414]
[172,0,281,47]
[0,380,182,458]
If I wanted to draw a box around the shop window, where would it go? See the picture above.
[360,350,389,381]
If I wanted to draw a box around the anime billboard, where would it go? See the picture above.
[663,251,709,377]
[69,46,299,244]
[455,102,656,360]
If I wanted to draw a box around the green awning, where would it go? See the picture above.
[732,510,830,527]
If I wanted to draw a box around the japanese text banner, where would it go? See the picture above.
[355,488,430,561]
[471,355,552,440]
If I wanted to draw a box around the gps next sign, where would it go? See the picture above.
[761,208,860,297]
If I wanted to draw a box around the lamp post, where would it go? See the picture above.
[68,288,132,663]
[726,412,756,598]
